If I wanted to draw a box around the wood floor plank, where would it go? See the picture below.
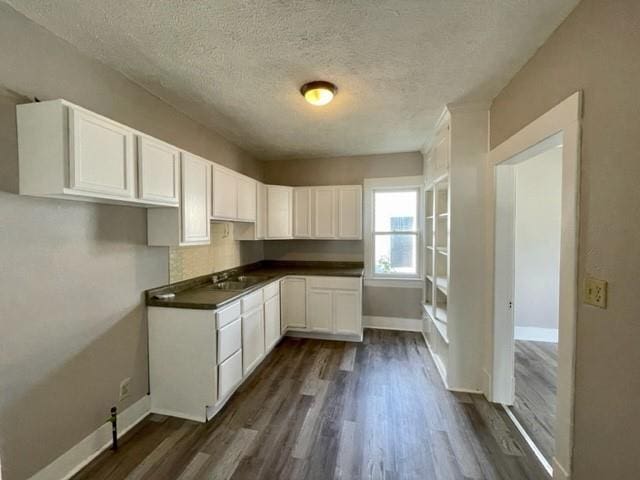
[511,340,557,464]
[176,452,210,480]
[73,331,547,480]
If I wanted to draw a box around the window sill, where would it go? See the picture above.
[364,277,423,288]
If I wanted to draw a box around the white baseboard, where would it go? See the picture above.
[363,316,422,332]
[30,395,151,480]
[503,405,553,477]
[552,457,570,480]
[515,326,558,343]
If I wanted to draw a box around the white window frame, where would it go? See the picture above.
[363,176,423,287]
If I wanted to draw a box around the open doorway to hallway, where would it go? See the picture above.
[510,143,562,468]
[493,133,564,474]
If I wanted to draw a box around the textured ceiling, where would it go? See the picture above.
[6,0,579,160]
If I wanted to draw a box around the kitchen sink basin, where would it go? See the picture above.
[234,275,269,283]
[208,280,254,291]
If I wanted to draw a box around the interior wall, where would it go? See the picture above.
[263,152,424,320]
[490,0,640,477]
[0,4,263,479]
[514,148,562,335]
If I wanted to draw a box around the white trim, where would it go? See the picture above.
[503,405,553,477]
[363,316,422,332]
[514,326,559,343]
[363,176,424,281]
[363,278,423,288]
[29,395,150,480]
[552,458,571,480]
[489,91,581,480]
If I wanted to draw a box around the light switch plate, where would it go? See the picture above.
[584,276,607,308]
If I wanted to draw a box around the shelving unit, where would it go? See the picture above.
[420,103,489,392]
[424,173,450,347]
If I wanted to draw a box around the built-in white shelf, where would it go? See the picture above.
[435,277,448,295]
[436,247,448,256]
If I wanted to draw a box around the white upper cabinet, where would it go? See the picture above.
[69,107,136,199]
[137,136,180,205]
[337,186,362,239]
[293,187,312,238]
[256,182,267,239]
[212,165,238,220]
[237,175,257,222]
[313,187,337,239]
[290,185,362,240]
[17,99,179,207]
[181,153,211,244]
[266,185,293,239]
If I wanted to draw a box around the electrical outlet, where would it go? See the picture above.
[584,276,607,308]
[119,377,131,402]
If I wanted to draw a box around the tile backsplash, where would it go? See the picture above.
[169,223,264,283]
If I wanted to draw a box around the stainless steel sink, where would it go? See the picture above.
[234,275,269,283]
[206,273,269,291]
[208,280,253,291]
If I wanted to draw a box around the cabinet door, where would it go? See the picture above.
[137,136,180,205]
[256,183,267,239]
[69,107,135,199]
[212,166,238,219]
[218,349,243,400]
[264,294,281,351]
[266,185,292,239]
[334,289,361,335]
[242,307,265,374]
[313,187,337,238]
[307,288,333,332]
[237,176,257,221]
[337,186,362,239]
[281,277,306,329]
[181,153,211,244]
[293,187,312,238]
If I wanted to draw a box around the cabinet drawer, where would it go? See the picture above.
[217,318,242,364]
[305,276,361,290]
[216,301,241,328]
[242,290,264,313]
[218,349,243,401]
[263,281,279,300]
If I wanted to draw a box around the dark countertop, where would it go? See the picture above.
[146,260,364,310]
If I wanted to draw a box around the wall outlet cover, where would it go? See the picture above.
[584,275,607,308]
[119,377,131,401]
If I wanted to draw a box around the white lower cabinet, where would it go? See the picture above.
[148,276,359,424]
[242,306,265,375]
[218,349,243,401]
[307,288,333,332]
[281,277,307,329]
[264,293,281,352]
[282,276,363,340]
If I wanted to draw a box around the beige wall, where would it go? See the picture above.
[170,223,264,283]
[262,152,422,186]
[490,1,640,477]
[264,152,423,319]
[0,4,263,479]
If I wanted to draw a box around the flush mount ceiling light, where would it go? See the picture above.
[300,81,337,106]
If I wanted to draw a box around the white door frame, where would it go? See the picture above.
[488,91,582,480]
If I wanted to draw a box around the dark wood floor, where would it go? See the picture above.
[74,330,547,480]
[511,340,558,465]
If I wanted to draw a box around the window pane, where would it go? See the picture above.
[374,234,417,275]
[374,190,417,231]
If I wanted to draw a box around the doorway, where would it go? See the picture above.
[490,92,581,480]
[498,135,563,471]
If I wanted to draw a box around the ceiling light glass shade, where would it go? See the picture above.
[300,81,337,106]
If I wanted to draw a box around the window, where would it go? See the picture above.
[364,177,422,282]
